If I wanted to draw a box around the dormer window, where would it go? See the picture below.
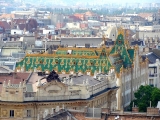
[118,40,122,44]
[101,53,105,56]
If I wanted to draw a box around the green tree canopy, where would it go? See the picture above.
[130,85,160,112]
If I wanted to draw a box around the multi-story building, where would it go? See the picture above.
[15,28,148,111]
[73,11,100,21]
[0,28,149,120]
[148,59,160,87]
[0,63,118,120]
[142,49,160,88]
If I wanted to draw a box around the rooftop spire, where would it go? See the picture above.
[102,35,106,46]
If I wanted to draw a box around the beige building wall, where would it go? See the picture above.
[0,89,116,120]
[117,46,148,110]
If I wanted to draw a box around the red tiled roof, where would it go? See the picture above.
[0,72,30,91]
[138,13,153,19]
[18,23,26,30]
[0,21,11,30]
[0,72,30,83]
[73,113,103,120]
[13,19,27,24]
[56,23,65,29]
[69,16,82,22]
[0,14,15,19]
[85,11,97,16]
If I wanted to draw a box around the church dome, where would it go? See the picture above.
[104,26,118,41]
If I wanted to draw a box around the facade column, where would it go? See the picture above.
[116,77,122,111]
[34,103,37,120]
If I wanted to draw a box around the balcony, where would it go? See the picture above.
[149,74,157,77]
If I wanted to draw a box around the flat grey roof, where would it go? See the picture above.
[61,38,102,46]
[59,74,102,86]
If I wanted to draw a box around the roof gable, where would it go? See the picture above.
[110,30,134,71]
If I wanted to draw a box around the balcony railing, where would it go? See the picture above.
[24,93,81,101]
[149,74,157,77]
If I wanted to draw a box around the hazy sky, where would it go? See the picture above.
[59,0,160,5]
[95,0,159,3]
[37,0,160,6]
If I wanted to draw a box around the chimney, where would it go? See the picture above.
[76,72,78,77]
[48,32,51,40]
[132,102,139,112]
[34,31,38,40]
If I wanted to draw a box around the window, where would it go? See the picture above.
[118,40,121,44]
[27,110,31,117]
[149,79,154,86]
[10,110,14,117]
[39,60,43,64]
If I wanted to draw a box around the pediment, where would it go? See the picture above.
[40,81,67,94]
[45,85,61,93]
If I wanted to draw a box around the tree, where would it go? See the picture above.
[130,85,160,112]
[151,88,160,107]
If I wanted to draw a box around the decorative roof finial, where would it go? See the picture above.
[8,80,11,86]
[19,82,22,88]
[70,78,73,85]
[86,79,89,85]
[3,81,6,87]
[102,35,106,46]
[63,78,66,84]
[23,81,26,87]
[37,79,41,86]
[83,79,86,85]
[93,70,97,79]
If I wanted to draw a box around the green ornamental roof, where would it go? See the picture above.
[16,33,135,74]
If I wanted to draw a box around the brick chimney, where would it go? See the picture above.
[132,102,139,113]
[147,107,159,116]
[132,107,139,113]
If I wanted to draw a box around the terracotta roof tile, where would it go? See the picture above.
[74,113,103,120]
[0,21,11,30]
[138,13,153,19]
[13,19,27,24]
[18,23,26,30]
[0,73,30,83]
[69,16,82,22]
[0,14,15,19]
[0,72,30,91]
